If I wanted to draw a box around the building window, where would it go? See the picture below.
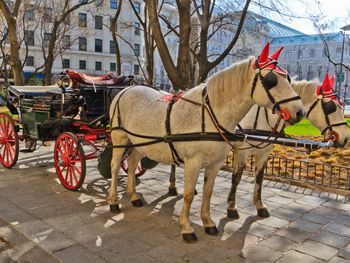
[95,61,102,70]
[110,40,116,54]
[110,62,116,71]
[110,0,117,9]
[95,15,103,30]
[44,7,52,22]
[79,60,86,70]
[62,35,70,49]
[96,0,104,6]
[62,59,70,69]
[134,22,140,35]
[134,64,139,75]
[26,56,34,67]
[25,7,34,21]
[95,39,103,52]
[134,43,140,56]
[43,33,51,47]
[79,0,88,3]
[134,2,141,13]
[310,49,315,58]
[79,37,87,51]
[78,13,87,27]
[24,30,34,46]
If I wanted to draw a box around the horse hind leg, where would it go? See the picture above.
[253,149,271,218]
[201,162,222,236]
[227,150,248,219]
[168,165,178,196]
[126,149,144,207]
[109,131,128,213]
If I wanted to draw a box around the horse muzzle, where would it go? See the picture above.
[325,131,349,148]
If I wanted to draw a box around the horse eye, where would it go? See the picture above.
[287,74,291,83]
[262,71,278,90]
[323,100,337,114]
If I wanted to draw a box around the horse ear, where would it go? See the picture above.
[322,73,331,92]
[270,46,284,61]
[259,42,270,63]
[329,75,335,88]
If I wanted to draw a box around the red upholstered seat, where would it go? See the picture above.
[65,69,126,86]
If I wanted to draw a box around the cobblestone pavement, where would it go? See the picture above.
[0,146,350,262]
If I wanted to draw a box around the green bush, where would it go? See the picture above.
[26,76,43,86]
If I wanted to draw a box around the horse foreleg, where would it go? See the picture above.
[201,162,222,236]
[168,164,178,196]
[126,149,143,207]
[108,131,128,213]
[180,159,201,243]
[253,148,271,218]
[227,150,249,219]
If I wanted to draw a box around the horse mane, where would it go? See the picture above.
[205,57,255,104]
[291,79,319,106]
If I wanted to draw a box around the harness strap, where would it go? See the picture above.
[165,95,184,165]
[322,122,348,135]
[272,96,301,113]
[253,106,261,130]
[306,99,319,118]
[264,108,273,129]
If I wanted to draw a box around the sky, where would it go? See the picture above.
[257,0,350,35]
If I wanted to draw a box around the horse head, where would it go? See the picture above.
[306,73,349,147]
[251,42,305,125]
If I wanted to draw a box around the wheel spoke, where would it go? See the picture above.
[64,167,69,184]
[72,163,82,176]
[70,164,79,185]
[69,167,73,186]
[4,118,9,137]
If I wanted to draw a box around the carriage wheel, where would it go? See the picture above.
[121,153,146,178]
[0,113,19,169]
[54,132,86,191]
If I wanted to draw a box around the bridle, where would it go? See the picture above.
[251,58,300,121]
[306,91,348,141]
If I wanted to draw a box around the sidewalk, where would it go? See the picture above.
[0,146,350,262]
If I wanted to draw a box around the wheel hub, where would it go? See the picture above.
[0,136,5,145]
[62,155,71,167]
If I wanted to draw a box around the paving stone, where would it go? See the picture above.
[296,195,327,206]
[289,219,323,233]
[247,224,276,238]
[146,243,188,262]
[259,235,297,252]
[302,211,333,225]
[286,202,315,214]
[295,240,338,261]
[311,230,350,248]
[322,200,350,212]
[325,222,350,237]
[275,226,313,243]
[339,243,350,259]
[334,214,350,227]
[256,216,290,229]
[243,244,283,262]
[53,244,109,263]
[265,196,293,205]
[276,250,324,263]
[271,207,303,221]
[277,191,303,200]
[329,256,350,263]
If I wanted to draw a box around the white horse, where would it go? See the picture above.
[108,43,305,242]
[226,74,349,219]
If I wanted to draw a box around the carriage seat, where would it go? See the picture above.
[65,69,130,86]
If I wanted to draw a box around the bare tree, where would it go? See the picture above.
[110,0,123,75]
[37,0,96,85]
[148,0,192,90]
[0,0,24,85]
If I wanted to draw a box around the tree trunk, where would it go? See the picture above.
[8,18,24,85]
[44,23,59,85]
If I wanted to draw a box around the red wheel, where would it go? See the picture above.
[54,132,86,190]
[121,153,146,177]
[0,113,19,168]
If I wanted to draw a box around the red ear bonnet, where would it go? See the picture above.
[316,73,342,106]
[254,43,287,75]
[270,46,284,61]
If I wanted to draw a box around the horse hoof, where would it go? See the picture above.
[182,233,198,243]
[227,209,240,219]
[168,187,178,196]
[257,208,270,218]
[132,199,143,207]
[110,204,120,213]
[205,226,219,236]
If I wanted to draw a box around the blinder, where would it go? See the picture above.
[261,70,278,90]
[323,100,337,115]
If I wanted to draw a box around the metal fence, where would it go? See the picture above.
[224,154,350,196]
